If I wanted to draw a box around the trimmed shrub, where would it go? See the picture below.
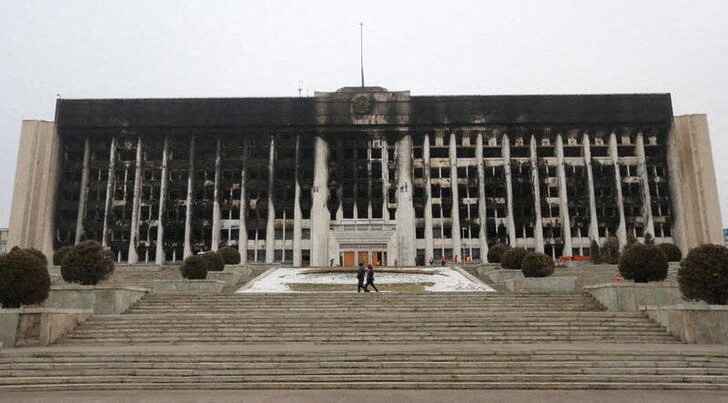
[618,243,668,283]
[521,252,555,278]
[500,247,529,270]
[487,243,511,264]
[180,255,207,280]
[657,243,682,262]
[60,240,115,285]
[24,248,48,266]
[53,246,73,266]
[201,251,225,272]
[218,246,241,265]
[0,248,51,308]
[678,244,728,304]
[601,236,620,264]
[590,240,601,264]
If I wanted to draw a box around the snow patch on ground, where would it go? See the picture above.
[237,267,495,293]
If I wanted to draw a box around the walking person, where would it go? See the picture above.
[364,263,379,293]
[357,261,366,292]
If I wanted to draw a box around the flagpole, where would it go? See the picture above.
[360,22,365,87]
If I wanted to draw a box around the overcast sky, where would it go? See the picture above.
[1,0,726,228]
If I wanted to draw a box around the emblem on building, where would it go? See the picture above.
[352,95,371,115]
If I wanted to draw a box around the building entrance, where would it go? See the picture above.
[340,243,387,267]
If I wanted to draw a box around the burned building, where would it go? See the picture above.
[8,86,724,266]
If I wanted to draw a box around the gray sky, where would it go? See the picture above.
[1,0,727,227]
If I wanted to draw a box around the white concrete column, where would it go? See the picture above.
[502,134,516,247]
[183,136,195,259]
[367,140,373,218]
[448,132,462,259]
[555,134,573,256]
[636,132,656,238]
[211,137,222,251]
[530,135,544,252]
[583,133,600,242]
[438,166,445,258]
[381,138,389,219]
[310,135,330,266]
[396,133,416,265]
[238,141,248,263]
[609,132,628,249]
[423,133,434,263]
[155,137,169,265]
[74,138,91,244]
[265,135,276,263]
[335,140,343,223]
[127,137,144,264]
[281,209,287,262]
[292,134,303,267]
[476,132,489,259]
[352,147,359,220]
[101,137,117,248]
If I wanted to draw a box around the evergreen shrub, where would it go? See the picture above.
[500,247,529,270]
[487,243,511,264]
[218,246,241,265]
[618,243,668,283]
[53,246,73,266]
[201,251,225,272]
[0,248,51,308]
[601,236,621,264]
[180,255,208,280]
[521,252,556,278]
[60,240,115,285]
[678,244,728,304]
[657,243,683,262]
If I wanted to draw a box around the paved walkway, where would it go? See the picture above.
[2,389,727,403]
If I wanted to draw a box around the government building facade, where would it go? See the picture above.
[8,86,724,266]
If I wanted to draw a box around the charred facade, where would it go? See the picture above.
[11,86,723,266]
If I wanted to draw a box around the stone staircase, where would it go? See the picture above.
[52,292,679,345]
[3,291,728,390]
[2,347,727,391]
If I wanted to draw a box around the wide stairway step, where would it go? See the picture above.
[54,292,680,345]
[1,347,727,391]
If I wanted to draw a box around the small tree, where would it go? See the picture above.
[218,246,241,265]
[53,246,73,266]
[657,243,682,262]
[180,255,208,280]
[60,240,115,285]
[601,236,620,264]
[618,243,668,283]
[643,233,655,245]
[678,244,728,304]
[521,252,555,278]
[487,243,511,264]
[590,240,601,264]
[201,251,225,272]
[500,247,529,270]
[0,248,51,308]
[626,232,638,248]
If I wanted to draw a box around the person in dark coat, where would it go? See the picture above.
[357,262,366,292]
[364,264,379,293]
